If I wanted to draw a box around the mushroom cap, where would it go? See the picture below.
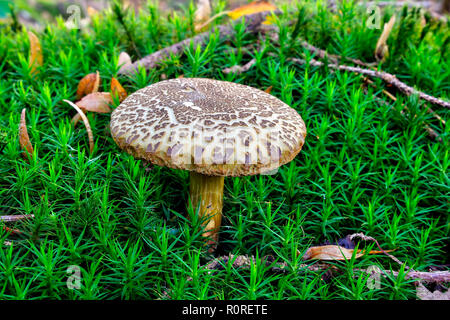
[110,78,306,176]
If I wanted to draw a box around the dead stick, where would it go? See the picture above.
[286,56,450,108]
[223,58,257,75]
[364,77,445,126]
[118,10,281,76]
[362,77,443,141]
[334,64,450,108]
[357,268,450,283]
[0,214,34,222]
[203,254,450,283]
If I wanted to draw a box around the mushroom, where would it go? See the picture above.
[110,78,306,249]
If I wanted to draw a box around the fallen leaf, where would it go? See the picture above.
[375,15,396,62]
[64,100,94,154]
[194,0,212,27]
[27,31,43,75]
[76,71,101,100]
[111,77,128,102]
[19,108,34,160]
[118,52,132,73]
[77,92,113,113]
[302,245,362,261]
[302,245,392,261]
[264,85,273,94]
[228,1,277,21]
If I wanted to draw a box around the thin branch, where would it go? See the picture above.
[363,77,443,141]
[0,214,34,222]
[286,56,450,109]
[118,10,281,76]
[222,58,257,75]
[201,254,450,283]
[349,232,408,268]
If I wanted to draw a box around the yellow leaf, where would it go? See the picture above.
[27,31,43,75]
[19,108,34,160]
[227,1,277,21]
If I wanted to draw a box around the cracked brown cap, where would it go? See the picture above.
[110,78,307,176]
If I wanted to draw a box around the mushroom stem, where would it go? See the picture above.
[189,171,224,249]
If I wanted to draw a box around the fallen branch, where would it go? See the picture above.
[118,10,281,76]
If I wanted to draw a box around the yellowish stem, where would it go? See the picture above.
[189,171,224,249]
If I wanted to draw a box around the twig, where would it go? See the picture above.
[286,56,450,109]
[357,268,450,283]
[222,58,257,75]
[118,10,281,76]
[201,254,449,283]
[0,214,34,222]
[349,232,408,268]
[335,65,450,108]
[363,77,443,141]
[300,40,376,68]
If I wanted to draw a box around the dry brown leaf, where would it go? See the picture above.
[27,31,43,75]
[76,71,101,100]
[302,245,393,261]
[77,92,113,113]
[118,52,132,73]
[19,108,34,160]
[228,1,277,21]
[111,77,128,102]
[64,100,94,154]
[375,15,396,62]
